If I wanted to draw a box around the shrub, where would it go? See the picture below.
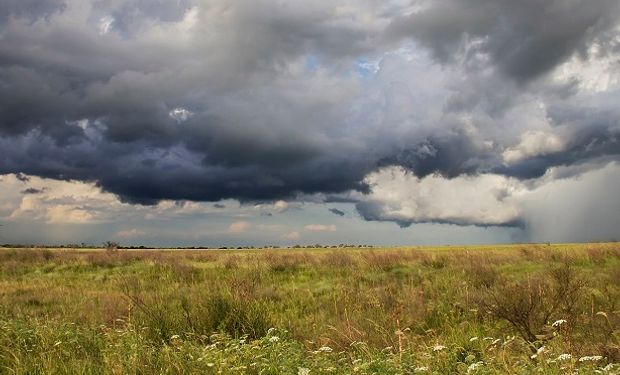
[480,262,584,349]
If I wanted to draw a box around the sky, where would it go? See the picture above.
[1,0,620,247]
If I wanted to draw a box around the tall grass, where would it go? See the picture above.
[0,243,618,373]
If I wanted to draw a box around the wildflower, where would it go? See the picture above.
[318,346,333,353]
[269,336,280,343]
[552,319,567,328]
[297,367,310,375]
[414,367,429,372]
[467,361,484,373]
[578,355,603,362]
[432,344,446,352]
[556,354,572,361]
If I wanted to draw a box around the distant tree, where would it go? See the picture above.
[104,240,119,252]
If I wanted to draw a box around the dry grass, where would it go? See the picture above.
[0,243,618,373]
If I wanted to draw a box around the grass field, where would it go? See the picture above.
[0,243,619,374]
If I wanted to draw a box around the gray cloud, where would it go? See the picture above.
[21,187,46,195]
[328,208,345,217]
[388,0,620,82]
[1,0,620,236]
[0,0,66,24]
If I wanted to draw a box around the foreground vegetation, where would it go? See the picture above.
[0,243,618,374]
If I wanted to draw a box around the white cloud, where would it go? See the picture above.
[2,174,121,224]
[98,16,114,35]
[281,231,300,241]
[502,130,566,164]
[552,36,620,92]
[228,220,251,233]
[273,200,289,212]
[45,205,95,224]
[355,162,620,242]
[304,224,337,231]
[116,228,146,238]
[358,167,525,226]
[168,107,194,123]
[252,200,295,215]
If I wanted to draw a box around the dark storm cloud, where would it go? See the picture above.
[497,129,620,179]
[328,208,345,217]
[1,0,620,231]
[21,187,46,195]
[497,102,620,179]
[0,129,371,205]
[388,0,620,81]
[14,173,30,182]
[377,130,496,179]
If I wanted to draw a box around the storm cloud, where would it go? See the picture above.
[1,0,620,239]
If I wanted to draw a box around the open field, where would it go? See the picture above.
[0,243,619,374]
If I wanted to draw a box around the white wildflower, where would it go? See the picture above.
[467,361,484,373]
[432,344,446,352]
[318,346,333,353]
[269,336,280,343]
[578,355,603,362]
[552,319,567,328]
[298,367,310,375]
[414,366,429,372]
[557,353,572,361]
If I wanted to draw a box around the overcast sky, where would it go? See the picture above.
[1,0,620,246]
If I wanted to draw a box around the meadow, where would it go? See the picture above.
[0,243,618,374]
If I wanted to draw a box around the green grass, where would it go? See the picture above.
[0,243,619,374]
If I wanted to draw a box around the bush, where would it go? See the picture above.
[480,262,584,349]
